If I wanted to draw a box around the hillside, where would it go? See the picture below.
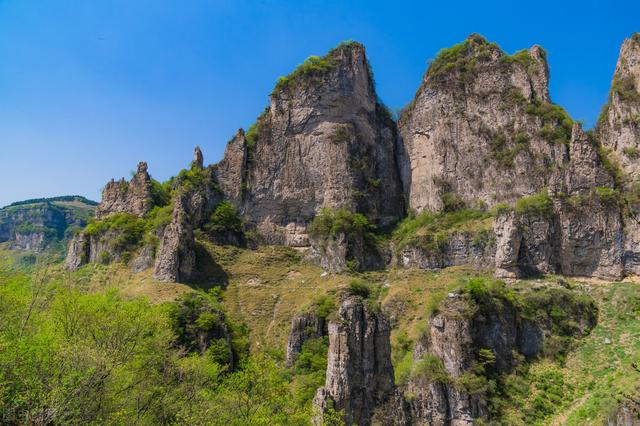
[0,195,97,257]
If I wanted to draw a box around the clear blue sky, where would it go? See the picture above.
[0,0,638,207]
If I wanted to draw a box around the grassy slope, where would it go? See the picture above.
[1,242,637,424]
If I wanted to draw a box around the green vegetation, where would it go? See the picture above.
[488,131,530,168]
[329,126,350,144]
[612,76,640,103]
[392,208,492,253]
[274,55,336,92]
[205,202,243,234]
[427,34,498,83]
[514,189,553,217]
[525,98,573,145]
[623,146,640,158]
[3,195,98,209]
[307,207,373,242]
[0,256,311,425]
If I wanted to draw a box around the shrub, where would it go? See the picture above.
[392,208,492,252]
[593,187,621,206]
[307,208,373,241]
[309,295,336,319]
[441,192,466,212]
[411,354,450,384]
[84,213,147,252]
[346,280,370,298]
[330,126,350,144]
[206,202,243,234]
[514,190,553,217]
[274,55,336,92]
[622,146,640,158]
[525,99,573,145]
[612,76,640,103]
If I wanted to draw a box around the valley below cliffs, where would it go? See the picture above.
[2,33,640,425]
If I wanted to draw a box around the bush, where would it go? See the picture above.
[307,207,373,241]
[274,54,336,92]
[514,190,553,217]
[622,146,640,159]
[411,354,450,384]
[206,202,243,234]
[612,76,640,103]
[346,280,370,298]
[525,99,573,145]
[310,295,336,319]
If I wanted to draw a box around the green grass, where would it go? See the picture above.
[392,208,493,252]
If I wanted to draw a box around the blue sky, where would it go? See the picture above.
[0,0,638,207]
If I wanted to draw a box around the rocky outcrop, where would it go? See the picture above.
[398,34,569,213]
[313,296,395,426]
[599,34,640,182]
[392,230,495,271]
[394,283,596,425]
[213,130,248,204]
[609,398,640,426]
[222,41,404,246]
[153,195,196,282]
[96,162,154,219]
[285,310,327,366]
[493,123,623,280]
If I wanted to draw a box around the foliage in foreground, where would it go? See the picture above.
[0,266,311,425]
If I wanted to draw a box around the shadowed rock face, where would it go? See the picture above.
[313,296,395,426]
[96,162,154,219]
[221,42,404,246]
[398,34,567,213]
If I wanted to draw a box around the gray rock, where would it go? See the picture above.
[313,296,395,426]
[285,310,327,366]
[96,162,154,219]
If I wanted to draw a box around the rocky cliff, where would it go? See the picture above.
[96,162,155,219]
[227,41,405,246]
[599,34,640,182]
[66,34,640,284]
[313,296,395,426]
[398,34,570,213]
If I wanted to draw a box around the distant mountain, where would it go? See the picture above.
[0,195,97,256]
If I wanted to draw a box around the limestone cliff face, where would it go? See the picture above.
[398,34,568,213]
[213,130,248,204]
[153,194,196,282]
[226,42,404,245]
[494,124,623,280]
[313,296,395,426]
[599,34,640,182]
[96,162,154,219]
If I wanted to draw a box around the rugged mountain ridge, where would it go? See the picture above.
[66,33,640,284]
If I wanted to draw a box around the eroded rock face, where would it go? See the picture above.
[392,231,495,271]
[213,130,248,204]
[399,286,595,425]
[313,296,395,426]
[398,34,567,213]
[96,162,154,219]
[599,34,640,181]
[227,42,404,245]
[285,311,327,366]
[153,195,196,282]
[494,123,623,280]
